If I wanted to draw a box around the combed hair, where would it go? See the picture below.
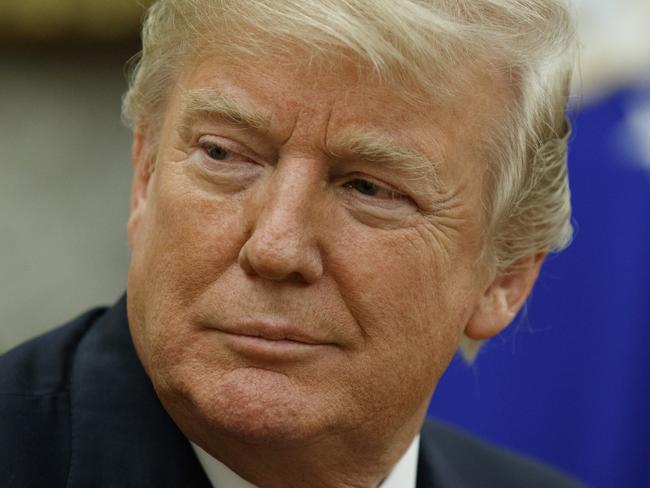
[123,0,576,361]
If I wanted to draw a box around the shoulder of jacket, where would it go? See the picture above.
[0,306,107,396]
[420,419,586,488]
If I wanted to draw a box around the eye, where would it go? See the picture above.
[343,178,403,200]
[202,142,236,162]
[191,137,263,186]
[195,138,261,169]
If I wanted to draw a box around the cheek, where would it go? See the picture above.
[327,229,477,424]
[145,172,248,302]
[127,170,249,363]
[329,225,474,374]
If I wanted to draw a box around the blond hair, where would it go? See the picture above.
[123,0,576,360]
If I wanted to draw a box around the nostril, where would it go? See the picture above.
[286,271,307,284]
[237,243,256,276]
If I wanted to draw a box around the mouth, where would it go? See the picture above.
[208,322,335,361]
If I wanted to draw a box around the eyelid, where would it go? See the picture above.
[338,179,419,219]
[197,135,261,163]
[342,171,437,214]
[342,173,407,198]
[347,181,403,201]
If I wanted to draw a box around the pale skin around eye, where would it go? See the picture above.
[192,136,420,221]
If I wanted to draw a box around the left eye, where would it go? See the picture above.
[344,178,402,200]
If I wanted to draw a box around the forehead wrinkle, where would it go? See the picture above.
[325,128,442,188]
[322,104,334,153]
[179,89,272,135]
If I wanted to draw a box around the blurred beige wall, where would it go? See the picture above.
[0,43,137,352]
[0,0,146,40]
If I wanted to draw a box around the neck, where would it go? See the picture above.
[175,403,428,488]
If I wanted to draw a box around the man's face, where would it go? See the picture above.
[127,53,502,446]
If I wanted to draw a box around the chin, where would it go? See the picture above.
[161,366,332,446]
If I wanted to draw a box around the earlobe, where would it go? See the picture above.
[464,253,545,340]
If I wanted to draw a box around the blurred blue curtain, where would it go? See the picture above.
[427,84,650,488]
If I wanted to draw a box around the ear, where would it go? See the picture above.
[127,127,155,249]
[464,253,545,340]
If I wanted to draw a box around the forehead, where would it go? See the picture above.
[177,55,424,124]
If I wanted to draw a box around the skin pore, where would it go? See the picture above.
[126,51,543,488]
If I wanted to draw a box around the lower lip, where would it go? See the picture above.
[215,331,330,361]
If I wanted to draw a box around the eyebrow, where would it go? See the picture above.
[178,89,442,190]
[325,129,443,189]
[178,89,271,136]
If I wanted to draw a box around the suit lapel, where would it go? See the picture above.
[416,422,469,488]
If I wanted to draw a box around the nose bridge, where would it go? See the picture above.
[239,159,324,283]
[258,159,318,240]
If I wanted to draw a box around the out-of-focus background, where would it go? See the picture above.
[1,1,648,487]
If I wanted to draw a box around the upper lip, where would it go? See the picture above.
[211,321,331,345]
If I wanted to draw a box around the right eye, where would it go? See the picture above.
[189,135,264,191]
[200,142,241,163]
[193,135,262,170]
[205,144,230,160]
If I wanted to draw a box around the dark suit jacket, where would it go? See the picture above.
[0,295,584,487]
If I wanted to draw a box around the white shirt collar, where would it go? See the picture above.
[191,434,420,488]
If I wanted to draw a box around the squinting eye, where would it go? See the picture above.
[344,178,402,200]
[204,144,233,161]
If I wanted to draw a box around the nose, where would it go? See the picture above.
[238,162,324,284]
